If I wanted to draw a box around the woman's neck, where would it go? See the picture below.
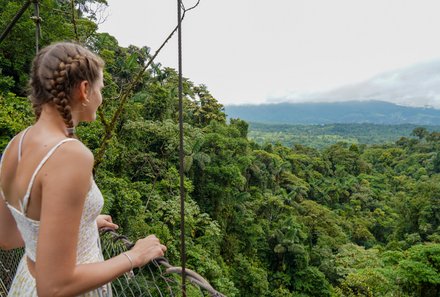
[34,104,79,137]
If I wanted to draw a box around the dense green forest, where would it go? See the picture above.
[248,123,440,149]
[1,1,439,296]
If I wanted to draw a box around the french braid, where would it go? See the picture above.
[29,42,104,137]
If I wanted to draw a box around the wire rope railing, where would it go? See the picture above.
[0,228,225,297]
[100,228,225,297]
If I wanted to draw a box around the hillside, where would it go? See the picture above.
[225,100,440,125]
[248,123,440,149]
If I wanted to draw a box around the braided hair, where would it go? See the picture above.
[29,42,104,137]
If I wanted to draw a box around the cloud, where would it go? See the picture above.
[279,59,440,108]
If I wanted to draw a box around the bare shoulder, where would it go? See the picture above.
[57,139,93,159]
[41,139,94,178]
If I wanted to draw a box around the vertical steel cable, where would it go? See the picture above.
[70,0,79,42]
[177,0,187,296]
[32,0,41,53]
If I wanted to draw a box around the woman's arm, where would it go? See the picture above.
[0,192,24,250]
[39,236,163,297]
[35,141,165,297]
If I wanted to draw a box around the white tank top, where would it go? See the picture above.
[0,127,104,264]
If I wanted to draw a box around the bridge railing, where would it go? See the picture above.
[0,229,225,297]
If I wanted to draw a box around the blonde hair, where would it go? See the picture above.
[29,42,104,137]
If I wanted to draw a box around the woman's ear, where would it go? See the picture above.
[78,80,90,101]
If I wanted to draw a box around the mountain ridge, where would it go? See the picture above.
[225,100,440,125]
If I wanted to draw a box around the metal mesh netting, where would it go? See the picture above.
[100,228,225,297]
[0,229,225,297]
[0,248,24,297]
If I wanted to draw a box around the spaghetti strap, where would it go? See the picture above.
[18,126,32,162]
[0,139,14,202]
[0,138,15,181]
[21,138,78,214]
[0,130,25,202]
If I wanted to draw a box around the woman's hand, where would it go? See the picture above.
[96,214,118,230]
[128,235,167,268]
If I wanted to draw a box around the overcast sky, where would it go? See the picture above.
[98,0,440,107]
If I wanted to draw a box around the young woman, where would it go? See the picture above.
[0,42,167,296]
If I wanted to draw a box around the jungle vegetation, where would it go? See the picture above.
[247,122,440,149]
[1,1,439,296]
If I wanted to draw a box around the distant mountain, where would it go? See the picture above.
[225,100,440,125]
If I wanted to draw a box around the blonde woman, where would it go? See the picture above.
[0,42,167,296]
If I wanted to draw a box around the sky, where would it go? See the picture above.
[98,0,440,107]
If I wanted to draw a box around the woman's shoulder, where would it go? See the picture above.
[46,139,94,172]
[1,129,30,163]
[36,139,94,191]
[57,139,94,162]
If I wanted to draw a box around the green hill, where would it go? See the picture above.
[226,100,440,125]
[248,123,440,149]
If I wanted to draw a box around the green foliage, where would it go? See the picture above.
[0,93,33,149]
[231,254,269,296]
[293,266,333,296]
[338,268,392,297]
[411,127,429,140]
[397,244,440,296]
[248,123,440,149]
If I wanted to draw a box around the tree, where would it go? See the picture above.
[411,127,429,140]
[397,244,440,297]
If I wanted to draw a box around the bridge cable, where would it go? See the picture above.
[31,0,41,53]
[177,0,187,296]
[0,0,41,54]
[0,0,32,45]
